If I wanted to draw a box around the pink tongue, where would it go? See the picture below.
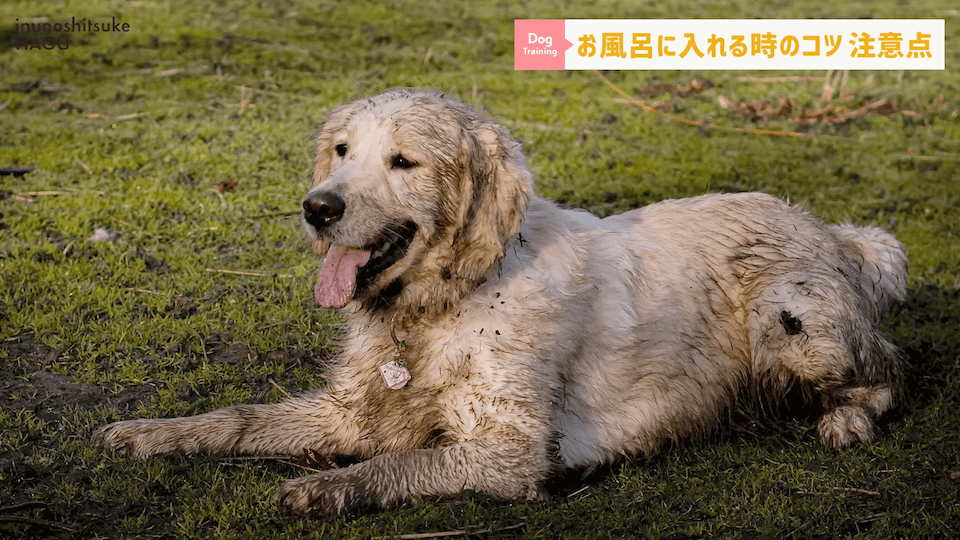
[314,245,371,308]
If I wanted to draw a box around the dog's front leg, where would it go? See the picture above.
[275,439,546,517]
[94,392,362,458]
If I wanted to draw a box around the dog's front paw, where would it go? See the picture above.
[276,470,359,518]
[818,406,876,447]
[93,419,178,457]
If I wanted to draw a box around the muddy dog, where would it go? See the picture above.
[96,88,907,517]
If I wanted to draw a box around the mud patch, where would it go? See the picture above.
[779,310,803,336]
[1,369,156,421]
[1,336,157,421]
[0,336,166,538]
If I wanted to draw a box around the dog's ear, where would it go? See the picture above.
[455,122,533,281]
[312,101,364,186]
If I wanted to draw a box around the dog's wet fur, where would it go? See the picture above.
[96,88,907,517]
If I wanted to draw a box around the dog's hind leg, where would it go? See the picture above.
[94,392,365,458]
[749,273,903,447]
[817,376,899,447]
[815,224,907,446]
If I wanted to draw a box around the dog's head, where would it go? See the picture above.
[303,88,532,313]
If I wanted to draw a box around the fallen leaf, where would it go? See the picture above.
[216,180,238,192]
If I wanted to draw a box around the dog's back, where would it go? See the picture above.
[551,192,907,458]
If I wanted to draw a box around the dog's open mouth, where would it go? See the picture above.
[314,221,418,308]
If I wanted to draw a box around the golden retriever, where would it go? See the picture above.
[96,88,907,517]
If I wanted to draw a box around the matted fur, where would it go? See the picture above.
[96,88,907,517]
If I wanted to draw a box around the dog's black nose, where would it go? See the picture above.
[303,191,346,229]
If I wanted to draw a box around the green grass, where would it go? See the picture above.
[1,0,958,538]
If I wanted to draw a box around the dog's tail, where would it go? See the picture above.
[829,224,908,317]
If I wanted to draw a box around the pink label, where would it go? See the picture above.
[514,20,572,70]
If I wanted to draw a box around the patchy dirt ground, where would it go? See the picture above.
[0,336,155,537]
[0,335,333,538]
[0,336,158,417]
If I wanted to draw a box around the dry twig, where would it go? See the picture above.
[268,377,291,398]
[272,458,327,475]
[0,504,74,533]
[832,487,881,496]
[739,76,825,82]
[205,268,295,278]
[0,515,74,533]
[125,288,165,295]
[374,522,525,539]
[16,191,61,197]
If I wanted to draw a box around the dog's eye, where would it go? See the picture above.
[392,154,417,169]
[335,143,347,157]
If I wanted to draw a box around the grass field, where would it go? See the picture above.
[1,0,958,538]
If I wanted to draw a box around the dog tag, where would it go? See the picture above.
[378,360,411,389]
